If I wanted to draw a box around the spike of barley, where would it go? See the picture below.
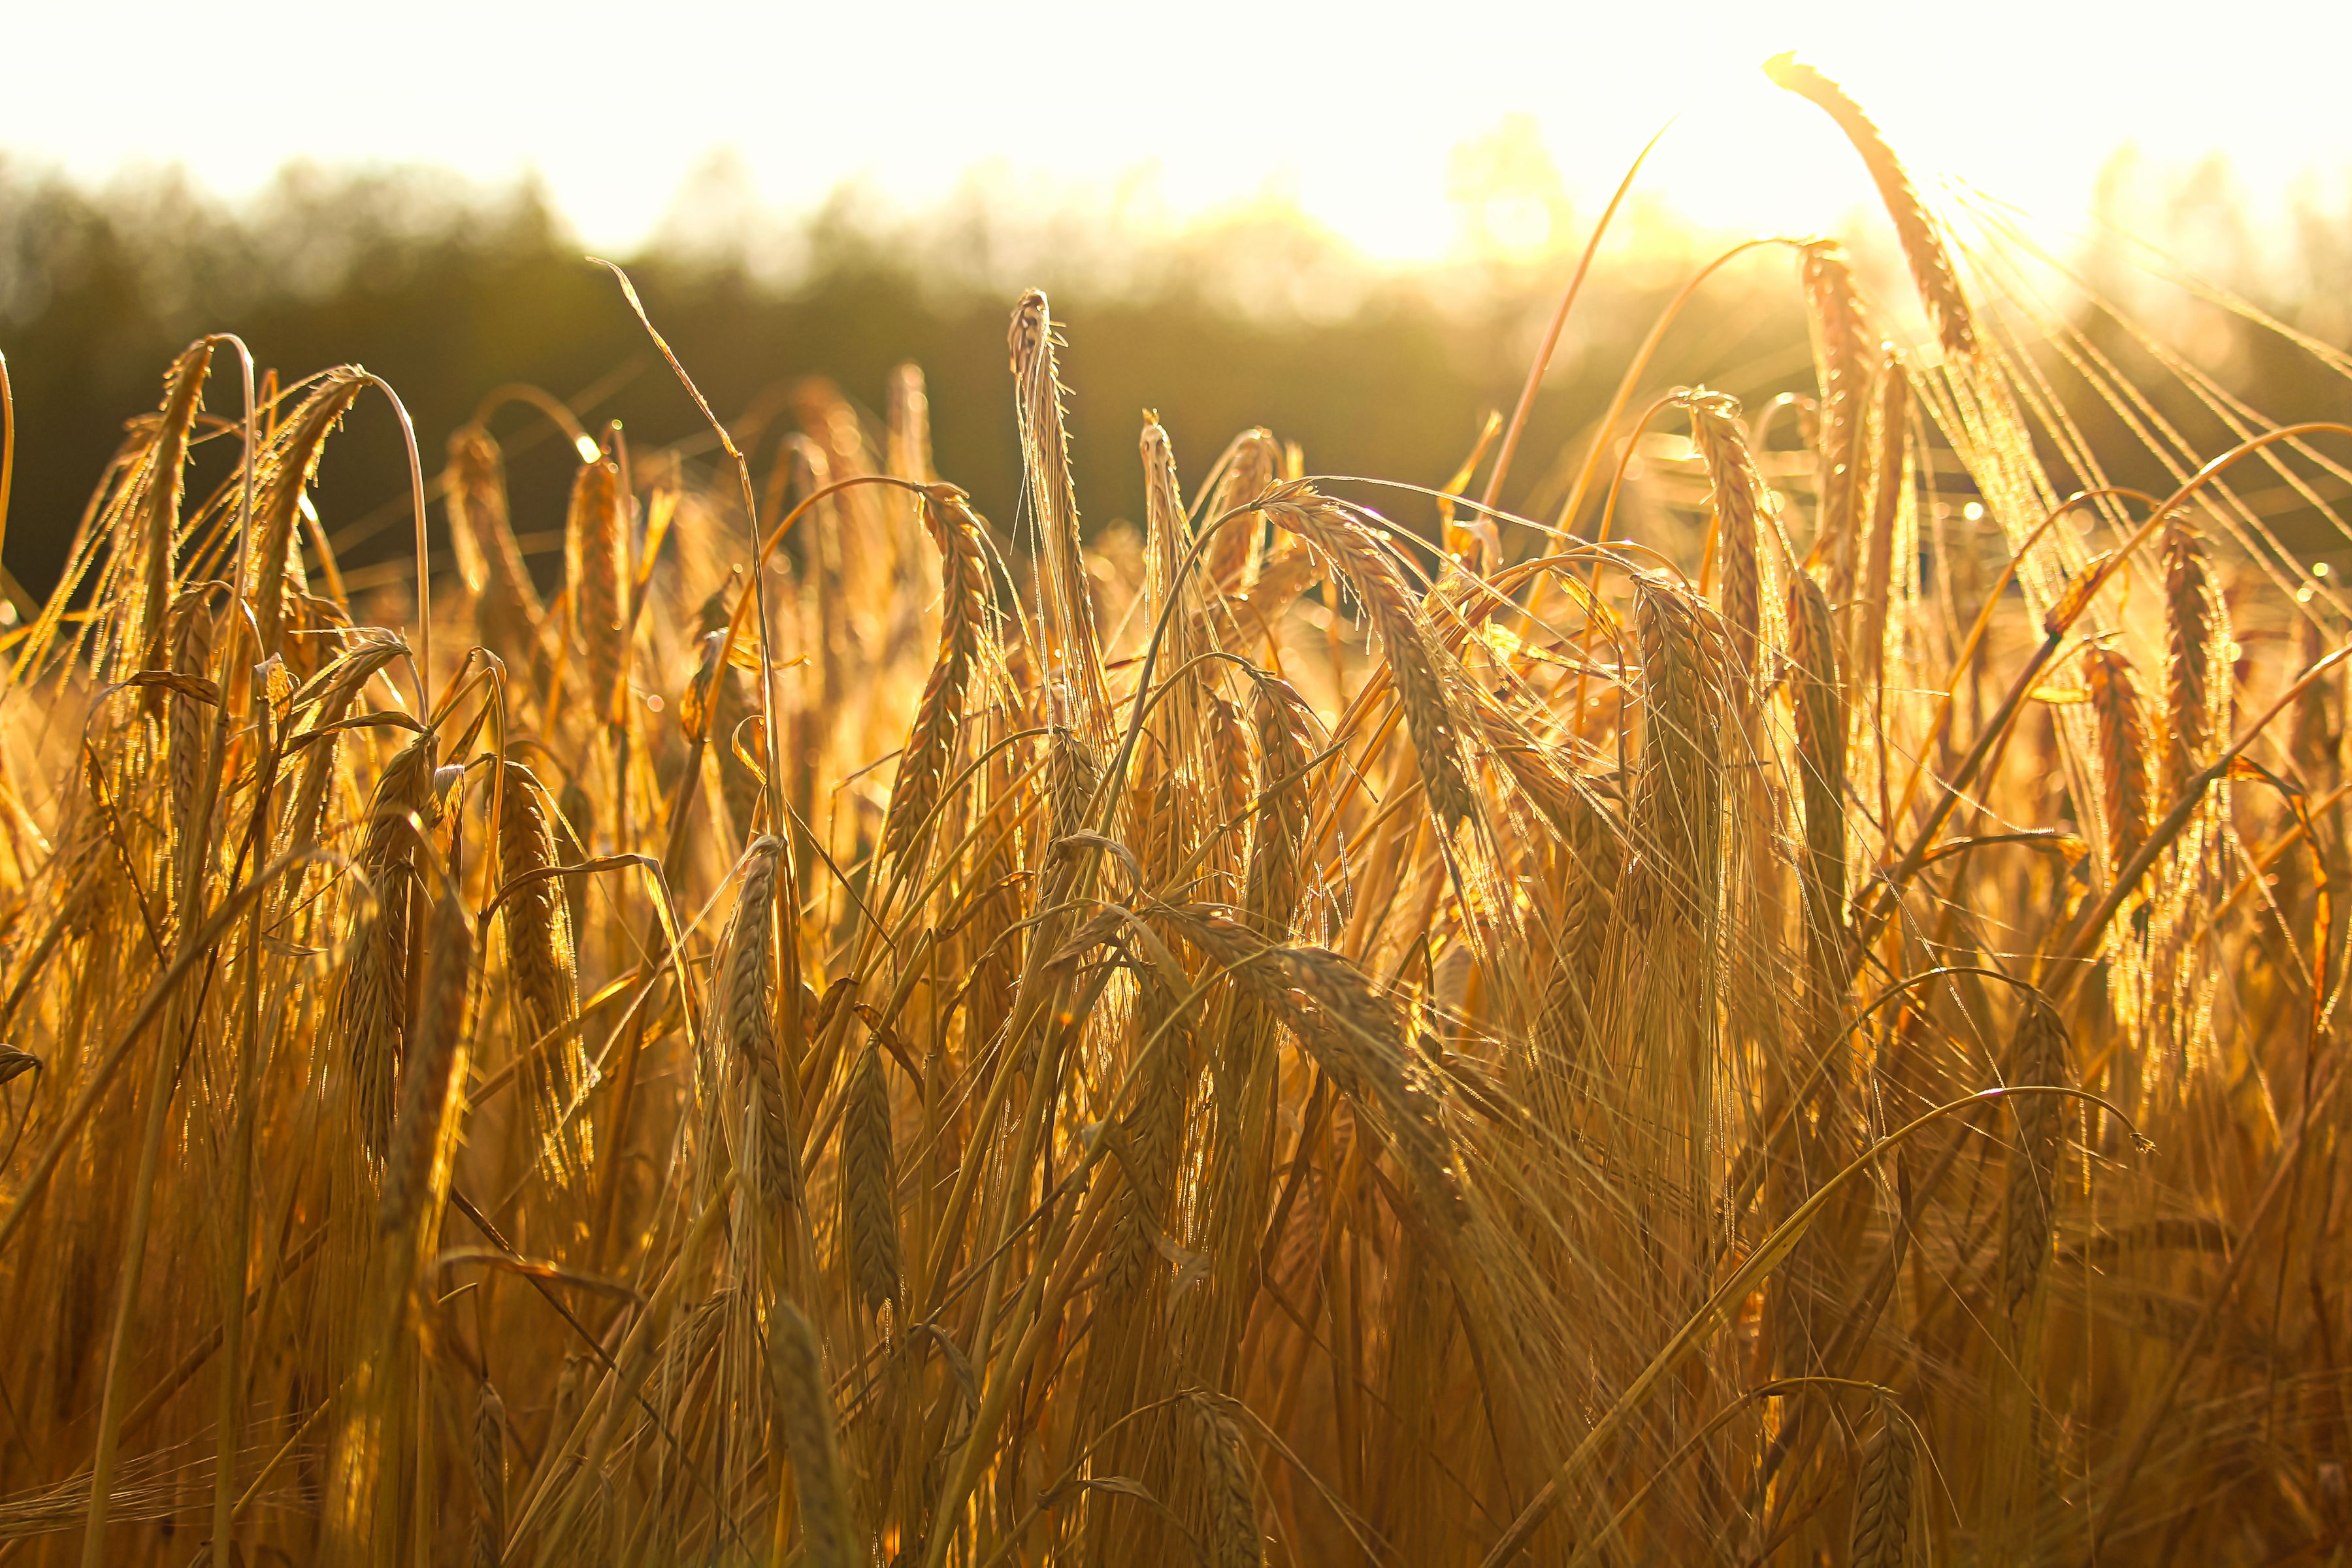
[1767,54,1977,357]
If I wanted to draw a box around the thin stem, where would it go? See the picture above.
[1478,120,1674,515]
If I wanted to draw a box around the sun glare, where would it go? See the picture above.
[2,1,2347,263]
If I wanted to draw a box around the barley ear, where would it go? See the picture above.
[1848,1405,1916,1568]
[1262,487,1477,833]
[380,883,474,1239]
[2087,647,2153,885]
[1206,427,1281,593]
[446,421,547,672]
[878,488,990,875]
[335,734,440,1160]
[1853,346,1908,694]
[767,1301,856,1568]
[564,436,631,725]
[1185,1391,1266,1568]
[2163,521,2226,806]
[472,1382,506,1568]
[1788,570,1848,969]
[1048,725,1103,844]
[1009,289,1113,740]
[249,367,368,653]
[841,1042,901,1313]
[1766,54,1976,357]
[1632,580,1726,920]
[1686,389,1765,690]
[2001,1002,2068,1322]
[1801,245,1874,583]
[1242,676,1314,938]
[715,836,798,1220]
[134,341,214,672]
[496,759,589,1182]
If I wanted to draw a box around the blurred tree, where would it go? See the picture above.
[0,157,1821,600]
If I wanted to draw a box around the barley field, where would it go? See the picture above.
[0,57,2347,1567]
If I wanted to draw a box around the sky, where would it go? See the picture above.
[4,0,2349,265]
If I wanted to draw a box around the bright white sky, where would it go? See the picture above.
[5,0,2348,265]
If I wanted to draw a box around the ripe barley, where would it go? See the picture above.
[1788,568,1848,963]
[1206,427,1281,593]
[2163,521,2225,804]
[472,1382,505,1568]
[1632,580,1725,920]
[444,422,547,672]
[1106,981,1192,1302]
[22,100,2351,1561]
[877,489,990,875]
[840,1043,900,1313]
[1848,1408,1916,1568]
[1207,692,1256,870]
[250,368,368,652]
[697,589,764,842]
[1686,389,1766,689]
[1185,1392,1266,1568]
[1262,484,1478,832]
[714,836,798,1220]
[379,885,473,1237]
[1047,724,1102,845]
[165,595,214,848]
[1768,54,1976,357]
[2087,647,2153,880]
[766,1302,855,1568]
[1175,909,1463,1228]
[497,759,589,1182]
[1009,289,1113,740]
[133,342,213,672]
[1243,678,1314,938]
[1854,348,1909,694]
[334,734,440,1160]
[565,439,631,723]
[2001,1003,2069,1322]
[1801,244,1875,594]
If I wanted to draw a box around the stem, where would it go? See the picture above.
[1479,120,1674,514]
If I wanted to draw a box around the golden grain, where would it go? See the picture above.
[12,75,2339,1563]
